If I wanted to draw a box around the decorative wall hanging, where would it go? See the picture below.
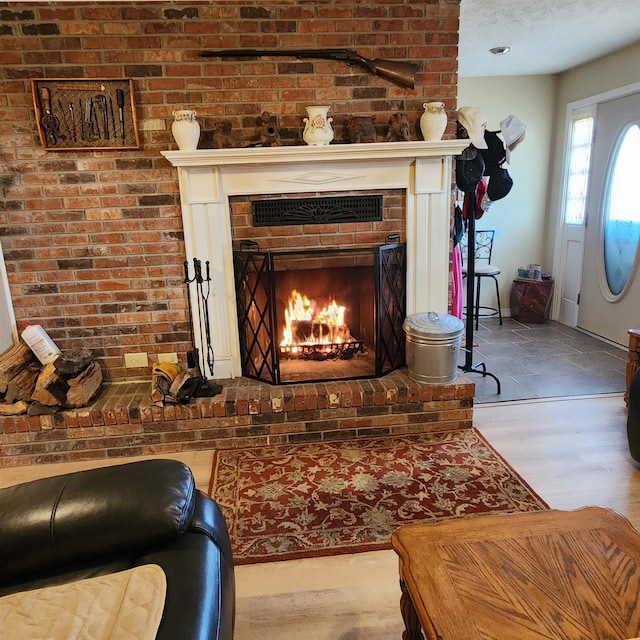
[201,49,418,89]
[31,78,140,151]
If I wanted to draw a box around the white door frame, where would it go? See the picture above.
[0,241,17,355]
[551,80,640,324]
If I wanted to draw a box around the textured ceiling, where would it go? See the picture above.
[459,0,640,77]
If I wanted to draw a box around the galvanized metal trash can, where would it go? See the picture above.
[403,311,464,384]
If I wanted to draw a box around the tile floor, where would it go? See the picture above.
[460,317,628,403]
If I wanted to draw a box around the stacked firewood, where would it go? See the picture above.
[0,343,103,416]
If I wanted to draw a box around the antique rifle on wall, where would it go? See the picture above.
[201,49,418,89]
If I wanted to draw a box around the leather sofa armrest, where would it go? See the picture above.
[0,459,196,581]
[188,491,234,564]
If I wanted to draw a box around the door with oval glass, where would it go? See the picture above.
[578,91,640,346]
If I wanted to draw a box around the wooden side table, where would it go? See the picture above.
[627,328,640,405]
[391,507,640,640]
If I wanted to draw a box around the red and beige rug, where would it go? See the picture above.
[208,428,548,564]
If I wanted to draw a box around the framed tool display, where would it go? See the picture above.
[31,78,140,151]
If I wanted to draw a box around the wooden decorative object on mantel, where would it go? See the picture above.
[627,327,640,405]
[31,78,140,151]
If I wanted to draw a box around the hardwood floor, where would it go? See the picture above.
[0,393,636,640]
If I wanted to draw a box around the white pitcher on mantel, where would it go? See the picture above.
[171,109,200,150]
[303,105,334,146]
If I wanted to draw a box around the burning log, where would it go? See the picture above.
[280,289,360,360]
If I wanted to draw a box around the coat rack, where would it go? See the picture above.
[459,188,501,394]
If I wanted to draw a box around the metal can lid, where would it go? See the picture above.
[402,311,464,337]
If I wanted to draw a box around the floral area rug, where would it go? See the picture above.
[208,428,548,564]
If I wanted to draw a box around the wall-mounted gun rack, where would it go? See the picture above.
[31,78,140,151]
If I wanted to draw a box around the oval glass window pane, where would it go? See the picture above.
[603,123,640,296]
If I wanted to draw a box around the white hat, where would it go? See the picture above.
[456,106,488,149]
[500,114,526,163]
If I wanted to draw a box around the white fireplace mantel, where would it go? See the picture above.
[162,140,466,380]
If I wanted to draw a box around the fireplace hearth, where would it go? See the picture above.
[233,239,406,384]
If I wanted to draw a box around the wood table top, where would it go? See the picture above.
[391,507,640,640]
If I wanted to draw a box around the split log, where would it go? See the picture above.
[27,401,59,416]
[0,343,35,394]
[32,362,69,406]
[54,348,95,375]
[0,400,28,416]
[65,360,103,408]
[4,364,40,403]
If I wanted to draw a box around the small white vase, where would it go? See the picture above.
[303,106,334,146]
[171,109,200,150]
[420,102,447,141]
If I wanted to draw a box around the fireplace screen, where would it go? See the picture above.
[233,240,406,384]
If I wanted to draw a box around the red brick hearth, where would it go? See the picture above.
[0,370,474,467]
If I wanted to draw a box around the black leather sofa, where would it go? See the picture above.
[0,459,235,640]
[628,367,640,463]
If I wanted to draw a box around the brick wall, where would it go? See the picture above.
[0,1,460,382]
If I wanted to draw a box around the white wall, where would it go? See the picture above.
[457,75,557,315]
[0,242,17,355]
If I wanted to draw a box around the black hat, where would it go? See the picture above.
[480,130,506,175]
[455,149,485,193]
[486,167,513,201]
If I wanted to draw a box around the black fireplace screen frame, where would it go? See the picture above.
[233,241,406,385]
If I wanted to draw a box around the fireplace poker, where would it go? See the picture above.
[183,258,222,397]
[183,260,200,371]
[196,260,216,377]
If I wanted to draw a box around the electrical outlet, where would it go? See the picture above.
[124,352,149,368]
[158,352,179,364]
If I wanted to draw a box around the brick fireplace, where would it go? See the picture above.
[0,141,475,467]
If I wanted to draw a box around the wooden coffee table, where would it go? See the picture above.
[391,507,640,640]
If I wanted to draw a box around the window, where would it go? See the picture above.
[603,122,640,296]
[564,112,594,225]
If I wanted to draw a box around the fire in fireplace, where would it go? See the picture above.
[279,289,363,359]
[233,239,406,384]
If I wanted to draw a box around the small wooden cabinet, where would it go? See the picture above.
[626,328,640,405]
[510,278,554,323]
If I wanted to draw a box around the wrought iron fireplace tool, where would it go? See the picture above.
[183,258,222,397]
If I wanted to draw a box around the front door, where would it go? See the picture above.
[578,91,640,346]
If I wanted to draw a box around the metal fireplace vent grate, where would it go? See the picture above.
[253,194,383,227]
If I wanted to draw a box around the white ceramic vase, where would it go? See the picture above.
[303,106,334,146]
[420,102,447,141]
[171,109,200,150]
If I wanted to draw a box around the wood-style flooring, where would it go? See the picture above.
[0,351,635,640]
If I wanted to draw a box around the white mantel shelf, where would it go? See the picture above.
[162,140,466,380]
[162,140,467,167]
